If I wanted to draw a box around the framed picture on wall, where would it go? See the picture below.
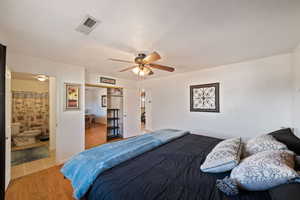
[190,82,220,112]
[64,83,81,111]
[101,95,107,107]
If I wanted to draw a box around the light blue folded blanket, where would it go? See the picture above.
[61,129,189,199]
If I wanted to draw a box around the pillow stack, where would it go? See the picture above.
[202,129,300,196]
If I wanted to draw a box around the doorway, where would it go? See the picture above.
[85,86,107,149]
[0,43,6,199]
[9,72,56,180]
[84,84,124,149]
[141,90,146,132]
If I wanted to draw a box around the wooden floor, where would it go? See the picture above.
[6,125,145,200]
[6,165,74,200]
[85,123,107,149]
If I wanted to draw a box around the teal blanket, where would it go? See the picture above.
[61,129,189,199]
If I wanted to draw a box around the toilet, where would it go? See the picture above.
[11,123,41,146]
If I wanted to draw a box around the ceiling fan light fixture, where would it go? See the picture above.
[142,67,151,75]
[139,70,145,76]
[115,51,175,76]
[133,66,151,76]
[132,67,140,74]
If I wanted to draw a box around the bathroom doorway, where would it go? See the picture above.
[10,72,56,179]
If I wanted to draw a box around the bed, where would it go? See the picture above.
[86,134,271,200]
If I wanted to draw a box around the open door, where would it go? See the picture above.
[0,44,6,198]
[145,90,152,131]
[123,88,140,138]
[5,67,11,189]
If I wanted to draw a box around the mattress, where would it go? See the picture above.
[86,134,271,200]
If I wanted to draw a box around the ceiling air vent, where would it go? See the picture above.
[76,15,100,35]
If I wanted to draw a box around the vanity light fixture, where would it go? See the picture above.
[36,74,48,82]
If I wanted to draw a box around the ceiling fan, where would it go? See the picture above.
[108,52,175,76]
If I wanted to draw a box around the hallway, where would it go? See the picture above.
[85,124,107,149]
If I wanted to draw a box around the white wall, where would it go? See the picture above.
[292,44,300,137]
[85,87,107,124]
[142,54,293,139]
[7,52,85,164]
[11,79,49,92]
[49,77,56,151]
[86,73,137,89]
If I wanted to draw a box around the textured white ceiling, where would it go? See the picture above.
[1,0,300,80]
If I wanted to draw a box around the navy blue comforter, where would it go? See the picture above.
[86,134,271,200]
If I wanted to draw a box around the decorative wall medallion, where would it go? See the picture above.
[190,83,220,112]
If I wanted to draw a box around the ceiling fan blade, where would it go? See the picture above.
[119,66,137,72]
[108,58,134,64]
[142,52,161,64]
[148,64,175,72]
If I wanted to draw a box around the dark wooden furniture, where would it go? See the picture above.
[0,44,6,199]
[107,109,121,140]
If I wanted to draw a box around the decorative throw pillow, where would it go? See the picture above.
[269,128,300,155]
[216,150,300,195]
[243,134,287,157]
[232,150,299,191]
[200,137,242,173]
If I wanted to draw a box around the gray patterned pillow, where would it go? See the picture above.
[244,135,287,157]
[200,137,242,173]
[231,150,299,191]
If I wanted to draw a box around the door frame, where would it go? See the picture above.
[85,83,122,89]
[84,84,123,146]
[5,68,11,190]
[0,44,6,199]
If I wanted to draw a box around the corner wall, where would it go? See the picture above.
[142,54,293,139]
[292,44,300,137]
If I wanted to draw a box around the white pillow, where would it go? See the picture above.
[216,150,300,196]
[231,150,299,191]
[200,137,242,173]
[244,135,287,157]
